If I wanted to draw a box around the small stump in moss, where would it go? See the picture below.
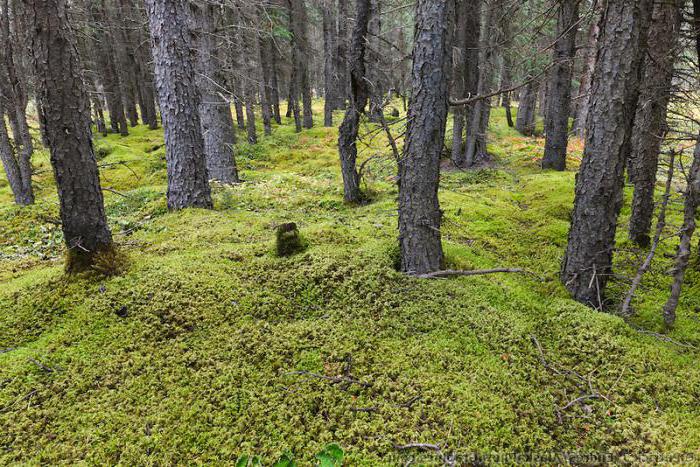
[275,222,305,257]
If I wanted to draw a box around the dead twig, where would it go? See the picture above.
[414,268,530,279]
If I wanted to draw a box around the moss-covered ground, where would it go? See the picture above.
[1,103,699,464]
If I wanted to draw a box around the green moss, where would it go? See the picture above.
[0,101,698,464]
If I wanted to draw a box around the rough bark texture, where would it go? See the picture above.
[322,0,337,127]
[398,0,454,274]
[573,12,599,138]
[289,0,313,129]
[22,0,113,271]
[192,2,239,183]
[145,0,212,210]
[628,0,681,246]
[335,0,350,108]
[451,0,481,167]
[367,0,384,122]
[464,1,497,167]
[337,0,371,204]
[0,2,33,205]
[561,0,651,307]
[542,0,579,171]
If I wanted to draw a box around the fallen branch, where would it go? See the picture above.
[415,268,526,279]
[395,443,441,451]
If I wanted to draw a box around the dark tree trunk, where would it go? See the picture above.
[234,90,246,130]
[338,0,371,203]
[628,0,681,246]
[573,11,600,138]
[561,0,652,307]
[451,0,481,167]
[289,0,313,129]
[464,1,497,167]
[501,54,514,128]
[269,43,282,124]
[145,0,212,210]
[90,1,129,136]
[258,28,276,133]
[335,0,350,108]
[398,0,454,274]
[516,80,537,136]
[0,0,33,205]
[542,0,580,171]
[192,2,240,184]
[367,0,384,122]
[322,0,337,127]
[21,0,113,271]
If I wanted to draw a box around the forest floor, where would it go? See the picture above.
[1,103,699,464]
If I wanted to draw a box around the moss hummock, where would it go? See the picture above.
[0,103,698,464]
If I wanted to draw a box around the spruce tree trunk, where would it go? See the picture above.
[516,80,537,136]
[451,0,481,167]
[22,0,113,271]
[573,12,600,138]
[289,0,313,129]
[561,0,652,307]
[335,0,350,108]
[464,1,497,167]
[192,2,239,184]
[628,0,681,246]
[367,0,384,122]
[145,0,212,210]
[399,0,454,274]
[338,0,371,204]
[0,6,33,205]
[542,0,579,171]
[322,0,337,127]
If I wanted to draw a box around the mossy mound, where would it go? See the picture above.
[0,103,698,464]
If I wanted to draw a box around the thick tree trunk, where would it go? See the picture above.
[561,0,652,307]
[22,0,113,271]
[628,0,681,246]
[145,0,212,210]
[192,2,239,184]
[398,0,454,274]
[516,80,537,136]
[338,0,371,203]
[542,0,579,171]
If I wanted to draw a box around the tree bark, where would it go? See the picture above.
[335,0,350,108]
[561,0,652,307]
[337,0,371,203]
[192,2,239,184]
[289,0,313,129]
[516,80,537,136]
[542,0,579,171]
[572,10,600,138]
[21,0,113,271]
[367,0,384,122]
[464,1,497,167]
[145,0,212,210]
[628,0,681,246]
[322,0,337,127]
[398,0,454,274]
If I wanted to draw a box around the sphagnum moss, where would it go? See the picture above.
[0,103,698,464]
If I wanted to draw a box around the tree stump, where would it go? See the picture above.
[276,222,305,257]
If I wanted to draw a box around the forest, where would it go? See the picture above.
[1,0,699,464]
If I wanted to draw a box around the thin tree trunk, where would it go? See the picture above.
[322,0,337,127]
[542,0,579,171]
[398,0,454,274]
[465,1,497,167]
[335,0,350,108]
[561,0,652,307]
[289,0,313,129]
[628,0,681,246]
[22,0,113,271]
[338,0,371,203]
[573,11,600,138]
[516,80,537,136]
[145,0,212,210]
[367,0,384,122]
